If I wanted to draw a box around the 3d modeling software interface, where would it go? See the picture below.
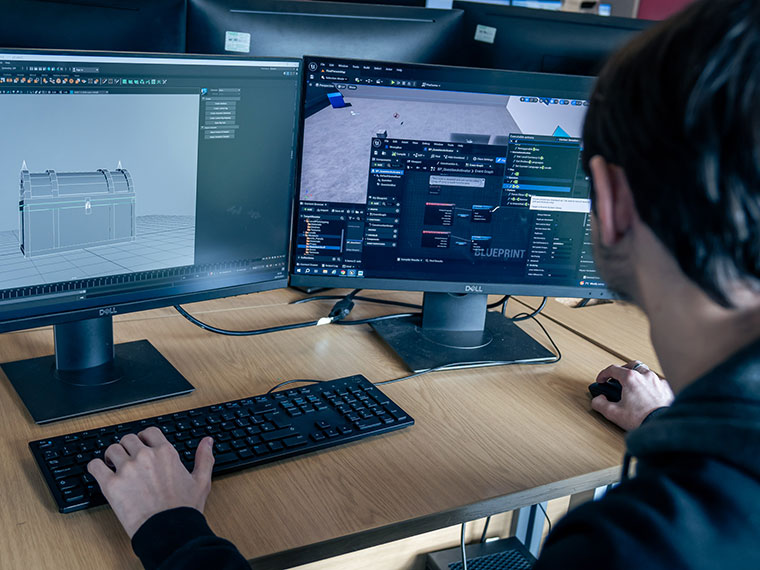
[0,53,300,320]
[294,58,604,290]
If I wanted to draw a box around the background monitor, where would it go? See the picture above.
[291,56,612,371]
[453,2,651,74]
[0,49,301,423]
[187,0,465,65]
[0,0,187,53]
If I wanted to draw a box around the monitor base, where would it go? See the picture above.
[2,340,194,425]
[372,311,556,373]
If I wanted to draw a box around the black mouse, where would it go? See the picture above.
[588,379,622,402]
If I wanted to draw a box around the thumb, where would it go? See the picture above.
[591,395,616,417]
[192,437,215,484]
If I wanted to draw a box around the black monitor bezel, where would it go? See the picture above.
[0,48,302,334]
[290,55,614,299]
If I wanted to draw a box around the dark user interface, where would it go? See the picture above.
[294,58,604,290]
[0,53,300,319]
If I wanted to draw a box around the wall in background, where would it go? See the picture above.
[638,0,694,20]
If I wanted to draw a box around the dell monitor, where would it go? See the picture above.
[0,49,301,423]
[453,2,651,75]
[187,0,464,65]
[291,56,613,372]
[0,1,187,53]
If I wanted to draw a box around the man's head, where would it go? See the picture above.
[582,0,760,307]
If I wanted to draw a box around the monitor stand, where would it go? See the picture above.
[1,316,194,424]
[370,292,555,373]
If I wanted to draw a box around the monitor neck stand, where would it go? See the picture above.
[1,316,193,424]
[370,292,555,373]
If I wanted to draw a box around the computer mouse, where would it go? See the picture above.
[588,379,622,402]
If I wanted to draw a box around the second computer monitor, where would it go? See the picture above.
[187,0,464,64]
[292,57,611,371]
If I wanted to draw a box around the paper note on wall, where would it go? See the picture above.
[474,24,497,44]
[225,31,251,53]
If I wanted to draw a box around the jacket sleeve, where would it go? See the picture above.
[131,507,249,570]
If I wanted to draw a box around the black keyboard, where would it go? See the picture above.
[30,374,414,513]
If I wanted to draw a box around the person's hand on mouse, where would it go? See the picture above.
[87,427,215,538]
[591,361,674,431]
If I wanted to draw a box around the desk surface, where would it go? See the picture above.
[516,297,663,376]
[0,290,626,569]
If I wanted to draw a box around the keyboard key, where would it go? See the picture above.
[261,427,297,442]
[214,452,238,466]
[52,465,83,479]
[311,432,326,442]
[268,441,284,452]
[283,436,307,448]
[355,418,382,431]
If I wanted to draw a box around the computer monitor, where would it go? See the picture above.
[291,56,613,372]
[0,1,187,53]
[0,49,301,423]
[187,0,464,65]
[453,2,651,75]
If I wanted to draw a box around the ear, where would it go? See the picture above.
[589,155,636,247]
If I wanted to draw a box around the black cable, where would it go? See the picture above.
[293,294,422,310]
[334,312,418,326]
[480,516,492,543]
[538,502,552,535]
[461,522,469,570]
[487,295,510,309]
[174,304,328,336]
[510,297,547,322]
[266,378,327,395]
[576,298,591,308]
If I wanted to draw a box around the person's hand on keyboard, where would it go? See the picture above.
[87,427,215,538]
[591,361,674,431]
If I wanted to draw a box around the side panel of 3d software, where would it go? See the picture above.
[0,94,199,290]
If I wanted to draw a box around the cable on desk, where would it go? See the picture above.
[292,291,422,310]
[508,297,547,322]
[538,502,552,535]
[334,312,418,326]
[373,311,561,387]
[461,522,469,570]
[266,379,327,395]
[480,516,492,543]
[174,304,330,336]
[488,295,510,309]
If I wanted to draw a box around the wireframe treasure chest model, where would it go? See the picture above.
[19,166,136,258]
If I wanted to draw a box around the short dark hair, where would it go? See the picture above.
[582,0,760,306]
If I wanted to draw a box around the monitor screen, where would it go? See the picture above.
[0,0,187,53]
[0,50,301,332]
[187,0,464,65]
[291,57,610,298]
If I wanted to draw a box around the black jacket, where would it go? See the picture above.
[535,337,760,569]
[132,338,760,569]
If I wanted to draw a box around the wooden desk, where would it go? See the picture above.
[0,290,625,569]
[515,297,663,376]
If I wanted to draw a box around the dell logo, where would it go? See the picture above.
[464,285,483,293]
[99,307,118,316]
